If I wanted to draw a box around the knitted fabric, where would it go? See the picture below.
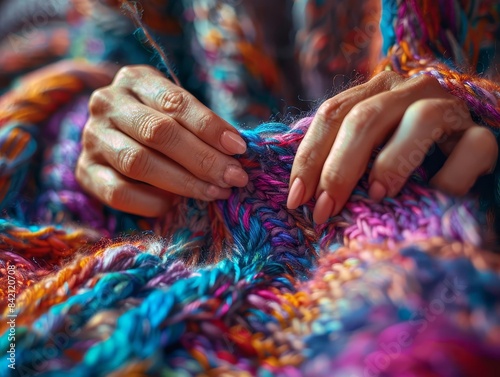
[2,100,500,376]
[1,1,500,376]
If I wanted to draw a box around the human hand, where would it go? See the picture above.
[287,71,498,224]
[76,65,248,217]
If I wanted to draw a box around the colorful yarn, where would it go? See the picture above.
[2,100,500,376]
[1,1,500,376]
[378,0,500,130]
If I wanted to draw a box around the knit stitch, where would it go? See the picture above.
[1,101,500,376]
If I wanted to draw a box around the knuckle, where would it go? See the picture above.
[156,89,187,114]
[316,98,347,126]
[75,157,87,185]
[181,175,198,196]
[195,149,218,175]
[374,70,401,88]
[118,147,150,177]
[407,100,440,120]
[412,73,440,91]
[114,65,157,86]
[81,123,99,152]
[321,167,347,188]
[137,114,169,146]
[295,147,322,173]
[114,65,137,83]
[103,184,129,209]
[88,87,112,115]
[156,120,181,151]
[344,102,380,133]
[376,70,399,80]
[196,112,216,137]
[474,127,498,158]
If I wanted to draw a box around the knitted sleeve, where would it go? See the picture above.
[378,0,500,234]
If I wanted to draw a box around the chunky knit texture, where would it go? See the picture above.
[1,93,500,376]
[1,1,500,376]
[2,100,500,377]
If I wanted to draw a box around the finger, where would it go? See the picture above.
[430,126,498,196]
[310,76,449,223]
[104,97,248,189]
[113,65,247,156]
[368,97,473,200]
[76,159,174,217]
[85,127,233,201]
[288,70,404,210]
[290,73,447,213]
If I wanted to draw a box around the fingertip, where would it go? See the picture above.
[287,177,305,209]
[428,174,438,188]
[206,185,233,200]
[223,165,249,187]
[313,191,336,224]
[430,174,470,197]
[220,130,247,155]
[377,169,406,198]
[368,180,387,202]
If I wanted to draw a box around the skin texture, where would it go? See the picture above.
[287,71,499,224]
[77,66,498,221]
[76,65,248,217]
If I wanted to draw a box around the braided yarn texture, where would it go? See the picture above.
[1,98,500,376]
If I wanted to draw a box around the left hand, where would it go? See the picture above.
[287,71,498,224]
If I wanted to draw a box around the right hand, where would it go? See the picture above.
[76,65,248,217]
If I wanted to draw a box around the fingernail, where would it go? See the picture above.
[313,191,335,224]
[221,131,247,155]
[368,180,386,202]
[287,177,305,209]
[224,165,248,187]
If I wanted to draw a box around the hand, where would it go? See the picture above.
[76,65,248,217]
[287,71,498,224]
